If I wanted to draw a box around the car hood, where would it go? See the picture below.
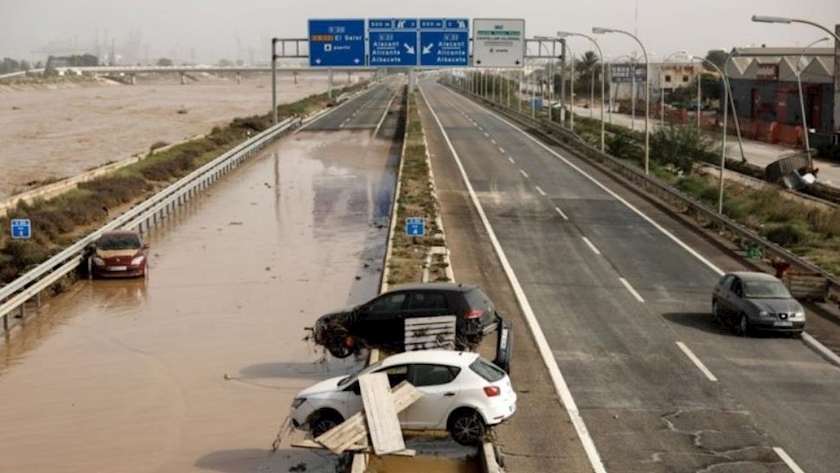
[296,375,345,398]
[748,298,803,315]
[96,249,140,259]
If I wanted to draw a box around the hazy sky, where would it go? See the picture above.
[1,0,838,64]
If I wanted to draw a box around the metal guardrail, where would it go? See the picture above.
[455,87,840,304]
[0,117,301,330]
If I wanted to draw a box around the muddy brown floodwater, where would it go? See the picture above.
[0,73,359,199]
[0,116,399,471]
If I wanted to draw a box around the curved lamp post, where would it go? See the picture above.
[660,50,688,125]
[689,55,737,213]
[795,37,829,167]
[558,31,606,151]
[594,26,651,174]
[752,15,840,44]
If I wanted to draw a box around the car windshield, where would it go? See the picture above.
[744,279,792,299]
[97,234,141,251]
[336,360,384,387]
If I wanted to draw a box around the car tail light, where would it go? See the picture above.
[466,309,484,319]
[483,386,500,397]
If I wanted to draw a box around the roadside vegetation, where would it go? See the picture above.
[0,82,367,287]
[385,90,450,286]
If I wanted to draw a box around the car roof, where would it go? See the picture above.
[388,282,476,293]
[728,271,780,282]
[379,350,480,368]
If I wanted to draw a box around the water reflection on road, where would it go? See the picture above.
[0,127,398,472]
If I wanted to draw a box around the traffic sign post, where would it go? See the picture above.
[369,19,419,67]
[11,219,31,239]
[419,18,469,67]
[308,19,366,67]
[405,217,426,243]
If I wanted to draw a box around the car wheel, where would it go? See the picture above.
[738,314,751,336]
[310,410,344,438]
[448,409,486,446]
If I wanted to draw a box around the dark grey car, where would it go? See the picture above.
[711,272,806,335]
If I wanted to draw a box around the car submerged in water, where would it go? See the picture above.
[85,230,149,278]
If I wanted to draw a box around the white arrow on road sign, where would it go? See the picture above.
[354,58,360,64]
[315,58,322,64]
[422,43,434,55]
[404,43,416,55]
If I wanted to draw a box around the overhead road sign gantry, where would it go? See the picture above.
[473,18,525,67]
[308,19,366,67]
[369,18,419,67]
[418,18,470,67]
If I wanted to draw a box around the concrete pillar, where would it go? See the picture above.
[293,71,298,84]
[130,74,136,85]
[180,73,186,85]
[236,73,242,85]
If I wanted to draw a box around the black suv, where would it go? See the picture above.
[312,282,506,359]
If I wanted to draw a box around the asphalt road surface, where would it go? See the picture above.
[303,81,399,133]
[420,79,840,473]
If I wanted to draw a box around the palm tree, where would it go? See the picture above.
[575,50,601,99]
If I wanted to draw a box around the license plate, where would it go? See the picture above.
[774,321,793,327]
[108,266,127,271]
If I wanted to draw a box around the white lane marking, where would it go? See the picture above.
[535,186,547,196]
[676,342,718,382]
[499,147,506,153]
[619,277,645,303]
[420,83,608,473]
[373,87,398,137]
[581,237,601,255]
[508,157,516,164]
[484,132,490,138]
[490,139,497,145]
[439,86,726,278]
[555,207,570,220]
[773,447,806,473]
[519,169,529,179]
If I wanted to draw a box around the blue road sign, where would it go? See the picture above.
[419,18,469,67]
[308,19,366,67]
[405,217,426,237]
[11,219,31,239]
[369,19,420,67]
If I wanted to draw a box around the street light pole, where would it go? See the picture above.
[690,55,736,214]
[594,27,651,175]
[271,38,278,125]
[660,50,688,126]
[557,31,606,151]
[752,15,840,44]
[795,37,830,167]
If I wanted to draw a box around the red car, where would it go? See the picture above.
[89,231,149,278]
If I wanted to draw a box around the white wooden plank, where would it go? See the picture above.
[405,316,456,351]
[351,453,368,473]
[360,373,405,455]
[316,381,423,454]
[291,439,416,457]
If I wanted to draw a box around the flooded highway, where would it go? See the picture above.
[0,85,402,472]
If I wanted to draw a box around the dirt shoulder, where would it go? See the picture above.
[415,89,594,472]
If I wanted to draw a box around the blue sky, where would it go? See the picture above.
[1,0,837,63]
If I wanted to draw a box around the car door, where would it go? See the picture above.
[714,275,734,315]
[401,363,462,429]
[406,291,451,319]
[726,277,746,320]
[355,291,409,345]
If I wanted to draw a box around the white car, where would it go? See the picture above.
[290,350,517,446]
